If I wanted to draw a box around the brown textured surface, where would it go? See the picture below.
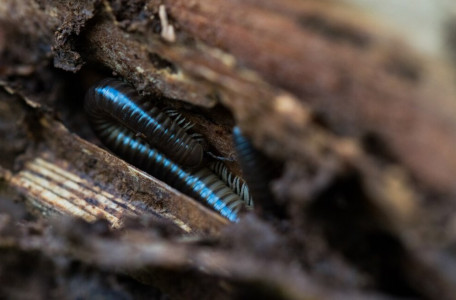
[160,0,456,193]
[1,0,456,299]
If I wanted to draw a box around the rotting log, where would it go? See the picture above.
[2,83,228,235]
[1,0,456,299]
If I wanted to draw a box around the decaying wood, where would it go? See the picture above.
[161,0,456,194]
[1,0,456,299]
[2,84,228,235]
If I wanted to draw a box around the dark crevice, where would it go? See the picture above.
[109,0,147,23]
[148,52,178,74]
[361,132,399,165]
[310,111,332,131]
[308,172,420,297]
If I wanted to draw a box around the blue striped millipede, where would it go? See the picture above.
[85,78,204,168]
[232,126,282,216]
[159,108,254,208]
[84,78,246,222]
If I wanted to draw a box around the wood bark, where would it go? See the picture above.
[1,0,456,299]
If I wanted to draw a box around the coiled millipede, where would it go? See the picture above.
[85,78,204,168]
[84,78,247,222]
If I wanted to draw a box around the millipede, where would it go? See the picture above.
[233,126,284,216]
[208,161,253,207]
[161,108,253,206]
[163,108,195,132]
[163,108,205,144]
[84,78,204,168]
[85,78,247,221]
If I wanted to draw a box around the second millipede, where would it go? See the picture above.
[209,161,253,207]
[232,126,286,218]
[232,127,275,207]
[159,108,254,207]
[85,78,204,168]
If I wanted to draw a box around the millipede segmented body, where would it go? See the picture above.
[85,78,203,168]
[163,108,195,131]
[85,79,246,222]
[95,122,244,221]
[233,126,283,216]
[163,108,205,144]
[209,161,253,207]
[161,109,253,206]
